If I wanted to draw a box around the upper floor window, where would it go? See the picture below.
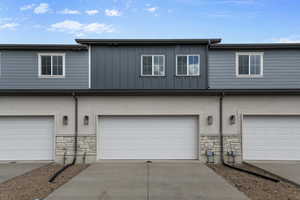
[141,55,165,76]
[236,52,263,77]
[176,55,200,76]
[38,53,65,78]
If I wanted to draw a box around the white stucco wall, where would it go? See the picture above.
[0,96,75,136]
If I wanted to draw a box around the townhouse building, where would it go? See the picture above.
[0,39,299,163]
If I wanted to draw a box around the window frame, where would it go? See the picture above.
[141,54,165,76]
[236,52,264,78]
[176,54,200,76]
[38,53,66,78]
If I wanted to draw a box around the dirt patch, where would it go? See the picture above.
[0,163,89,200]
[208,164,300,200]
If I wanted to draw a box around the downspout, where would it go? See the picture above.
[219,92,279,182]
[49,92,78,183]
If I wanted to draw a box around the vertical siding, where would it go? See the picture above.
[91,45,207,89]
[0,50,89,89]
[209,50,300,89]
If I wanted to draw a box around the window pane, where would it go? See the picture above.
[238,55,249,75]
[159,65,164,76]
[250,55,261,75]
[188,56,199,75]
[153,56,164,76]
[154,56,159,65]
[177,56,187,75]
[158,56,164,66]
[53,56,63,75]
[142,56,152,75]
[153,65,159,75]
[41,56,51,75]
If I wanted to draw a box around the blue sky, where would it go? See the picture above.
[0,0,299,44]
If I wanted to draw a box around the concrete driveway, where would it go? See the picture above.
[47,162,249,200]
[0,163,45,183]
[249,161,300,186]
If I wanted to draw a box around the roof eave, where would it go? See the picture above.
[75,39,222,46]
[210,43,300,50]
[0,44,88,51]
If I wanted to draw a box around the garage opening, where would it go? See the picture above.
[98,116,198,160]
[243,115,300,161]
[0,116,54,161]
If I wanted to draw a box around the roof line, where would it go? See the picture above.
[0,44,87,51]
[75,38,222,45]
[210,43,300,50]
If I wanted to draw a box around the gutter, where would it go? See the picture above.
[49,92,79,183]
[218,93,279,182]
[3,89,300,96]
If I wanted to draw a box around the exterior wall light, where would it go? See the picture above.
[229,115,236,125]
[63,116,68,126]
[84,115,89,126]
[207,115,213,125]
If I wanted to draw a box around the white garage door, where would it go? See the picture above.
[243,116,300,161]
[0,117,54,161]
[98,116,198,159]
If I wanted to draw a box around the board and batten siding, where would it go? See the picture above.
[91,45,207,89]
[0,50,89,89]
[209,50,300,89]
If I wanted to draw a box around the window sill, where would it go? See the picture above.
[236,75,264,78]
[175,75,200,77]
[39,75,65,79]
[139,75,167,78]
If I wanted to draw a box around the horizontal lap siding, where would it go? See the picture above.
[209,50,300,89]
[91,45,207,89]
[0,50,89,89]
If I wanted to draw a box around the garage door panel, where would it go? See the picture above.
[243,116,300,161]
[99,116,198,160]
[0,117,54,161]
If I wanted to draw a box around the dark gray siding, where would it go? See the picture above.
[91,45,207,89]
[209,50,300,89]
[0,50,88,89]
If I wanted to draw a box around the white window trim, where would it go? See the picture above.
[236,52,264,78]
[141,55,165,76]
[38,53,66,78]
[176,55,200,76]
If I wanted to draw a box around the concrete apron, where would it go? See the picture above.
[46,162,249,200]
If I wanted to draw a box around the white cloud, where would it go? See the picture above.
[105,9,122,16]
[85,10,99,15]
[0,23,19,30]
[273,36,300,43]
[60,8,81,15]
[49,20,114,36]
[34,3,49,14]
[146,7,158,12]
[20,4,35,11]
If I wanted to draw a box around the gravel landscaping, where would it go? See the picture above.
[208,163,300,200]
[0,163,89,200]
